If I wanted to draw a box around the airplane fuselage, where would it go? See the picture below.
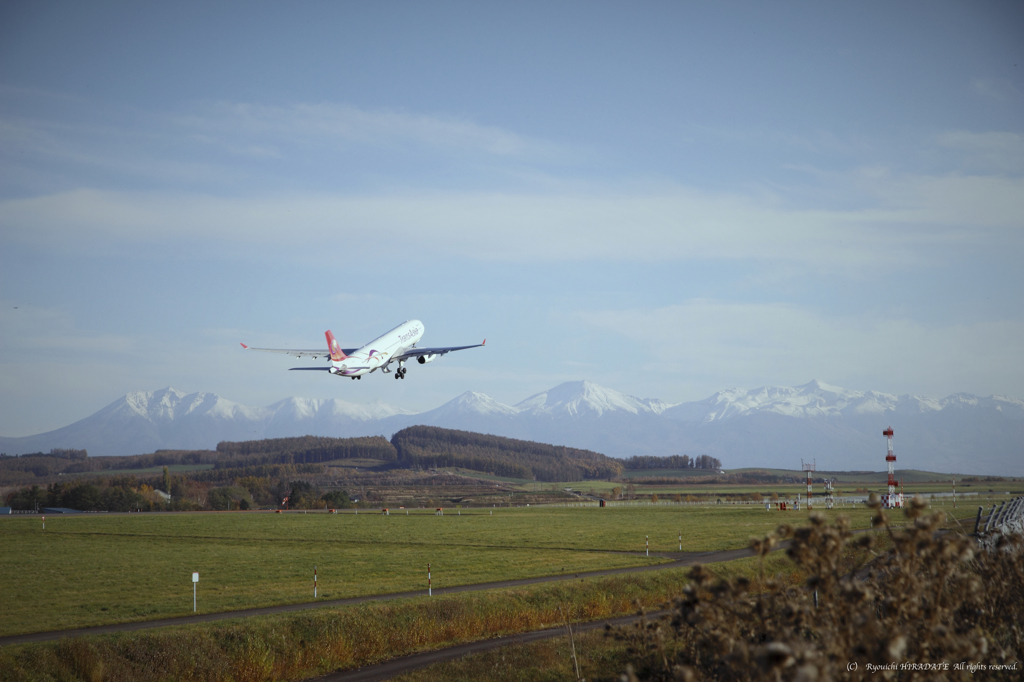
[329,320,424,377]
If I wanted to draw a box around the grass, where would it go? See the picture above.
[0,500,990,681]
[390,625,629,682]
[442,468,533,484]
[522,476,1023,499]
[620,468,722,479]
[323,458,390,469]
[391,506,1003,682]
[0,509,660,637]
[0,498,986,637]
[0,540,805,682]
[0,501,934,638]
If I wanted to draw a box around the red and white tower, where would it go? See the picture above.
[802,459,815,509]
[882,426,903,508]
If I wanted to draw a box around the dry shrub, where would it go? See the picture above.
[61,639,105,682]
[613,495,1023,681]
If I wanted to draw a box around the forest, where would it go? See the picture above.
[390,426,624,482]
[2,429,731,511]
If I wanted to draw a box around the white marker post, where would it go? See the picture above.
[678,531,681,551]
[42,515,45,530]
[192,572,199,612]
[314,566,318,599]
[646,535,649,557]
[428,563,432,597]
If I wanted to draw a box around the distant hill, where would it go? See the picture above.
[390,425,623,482]
[0,429,625,487]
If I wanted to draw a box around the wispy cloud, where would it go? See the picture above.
[176,102,560,158]
[3,170,1020,267]
[575,300,1024,401]
[0,96,574,198]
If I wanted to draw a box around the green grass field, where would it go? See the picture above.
[0,497,988,638]
[0,560,766,682]
[518,473,1023,499]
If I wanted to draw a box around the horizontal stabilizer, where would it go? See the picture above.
[289,367,333,371]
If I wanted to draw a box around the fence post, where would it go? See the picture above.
[985,504,998,532]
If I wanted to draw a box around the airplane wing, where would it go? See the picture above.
[393,340,486,361]
[239,343,359,359]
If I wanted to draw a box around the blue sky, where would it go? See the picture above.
[1,1,1022,436]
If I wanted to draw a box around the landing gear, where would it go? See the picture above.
[394,367,407,380]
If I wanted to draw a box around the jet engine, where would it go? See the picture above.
[417,354,438,364]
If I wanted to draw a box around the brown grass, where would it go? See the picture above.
[611,495,1023,681]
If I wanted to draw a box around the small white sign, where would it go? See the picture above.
[192,572,199,583]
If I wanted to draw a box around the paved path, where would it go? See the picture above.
[0,546,765,647]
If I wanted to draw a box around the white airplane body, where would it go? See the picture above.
[241,320,484,380]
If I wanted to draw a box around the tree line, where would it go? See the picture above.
[215,435,397,463]
[623,454,723,471]
[7,476,163,512]
[0,448,88,460]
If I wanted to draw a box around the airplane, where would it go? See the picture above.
[240,320,484,380]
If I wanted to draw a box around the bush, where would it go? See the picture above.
[322,490,352,509]
[613,496,1024,680]
[206,486,252,511]
[288,481,323,509]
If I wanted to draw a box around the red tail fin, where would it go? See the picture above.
[325,329,350,360]
[325,330,347,361]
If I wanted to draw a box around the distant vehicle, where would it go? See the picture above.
[241,319,484,380]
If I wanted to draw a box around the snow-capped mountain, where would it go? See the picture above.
[659,380,1023,474]
[264,397,413,438]
[515,380,675,417]
[0,388,411,457]
[423,391,521,419]
[661,380,1022,422]
[664,379,896,421]
[1,381,1021,475]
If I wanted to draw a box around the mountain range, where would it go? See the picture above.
[2,380,1021,476]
